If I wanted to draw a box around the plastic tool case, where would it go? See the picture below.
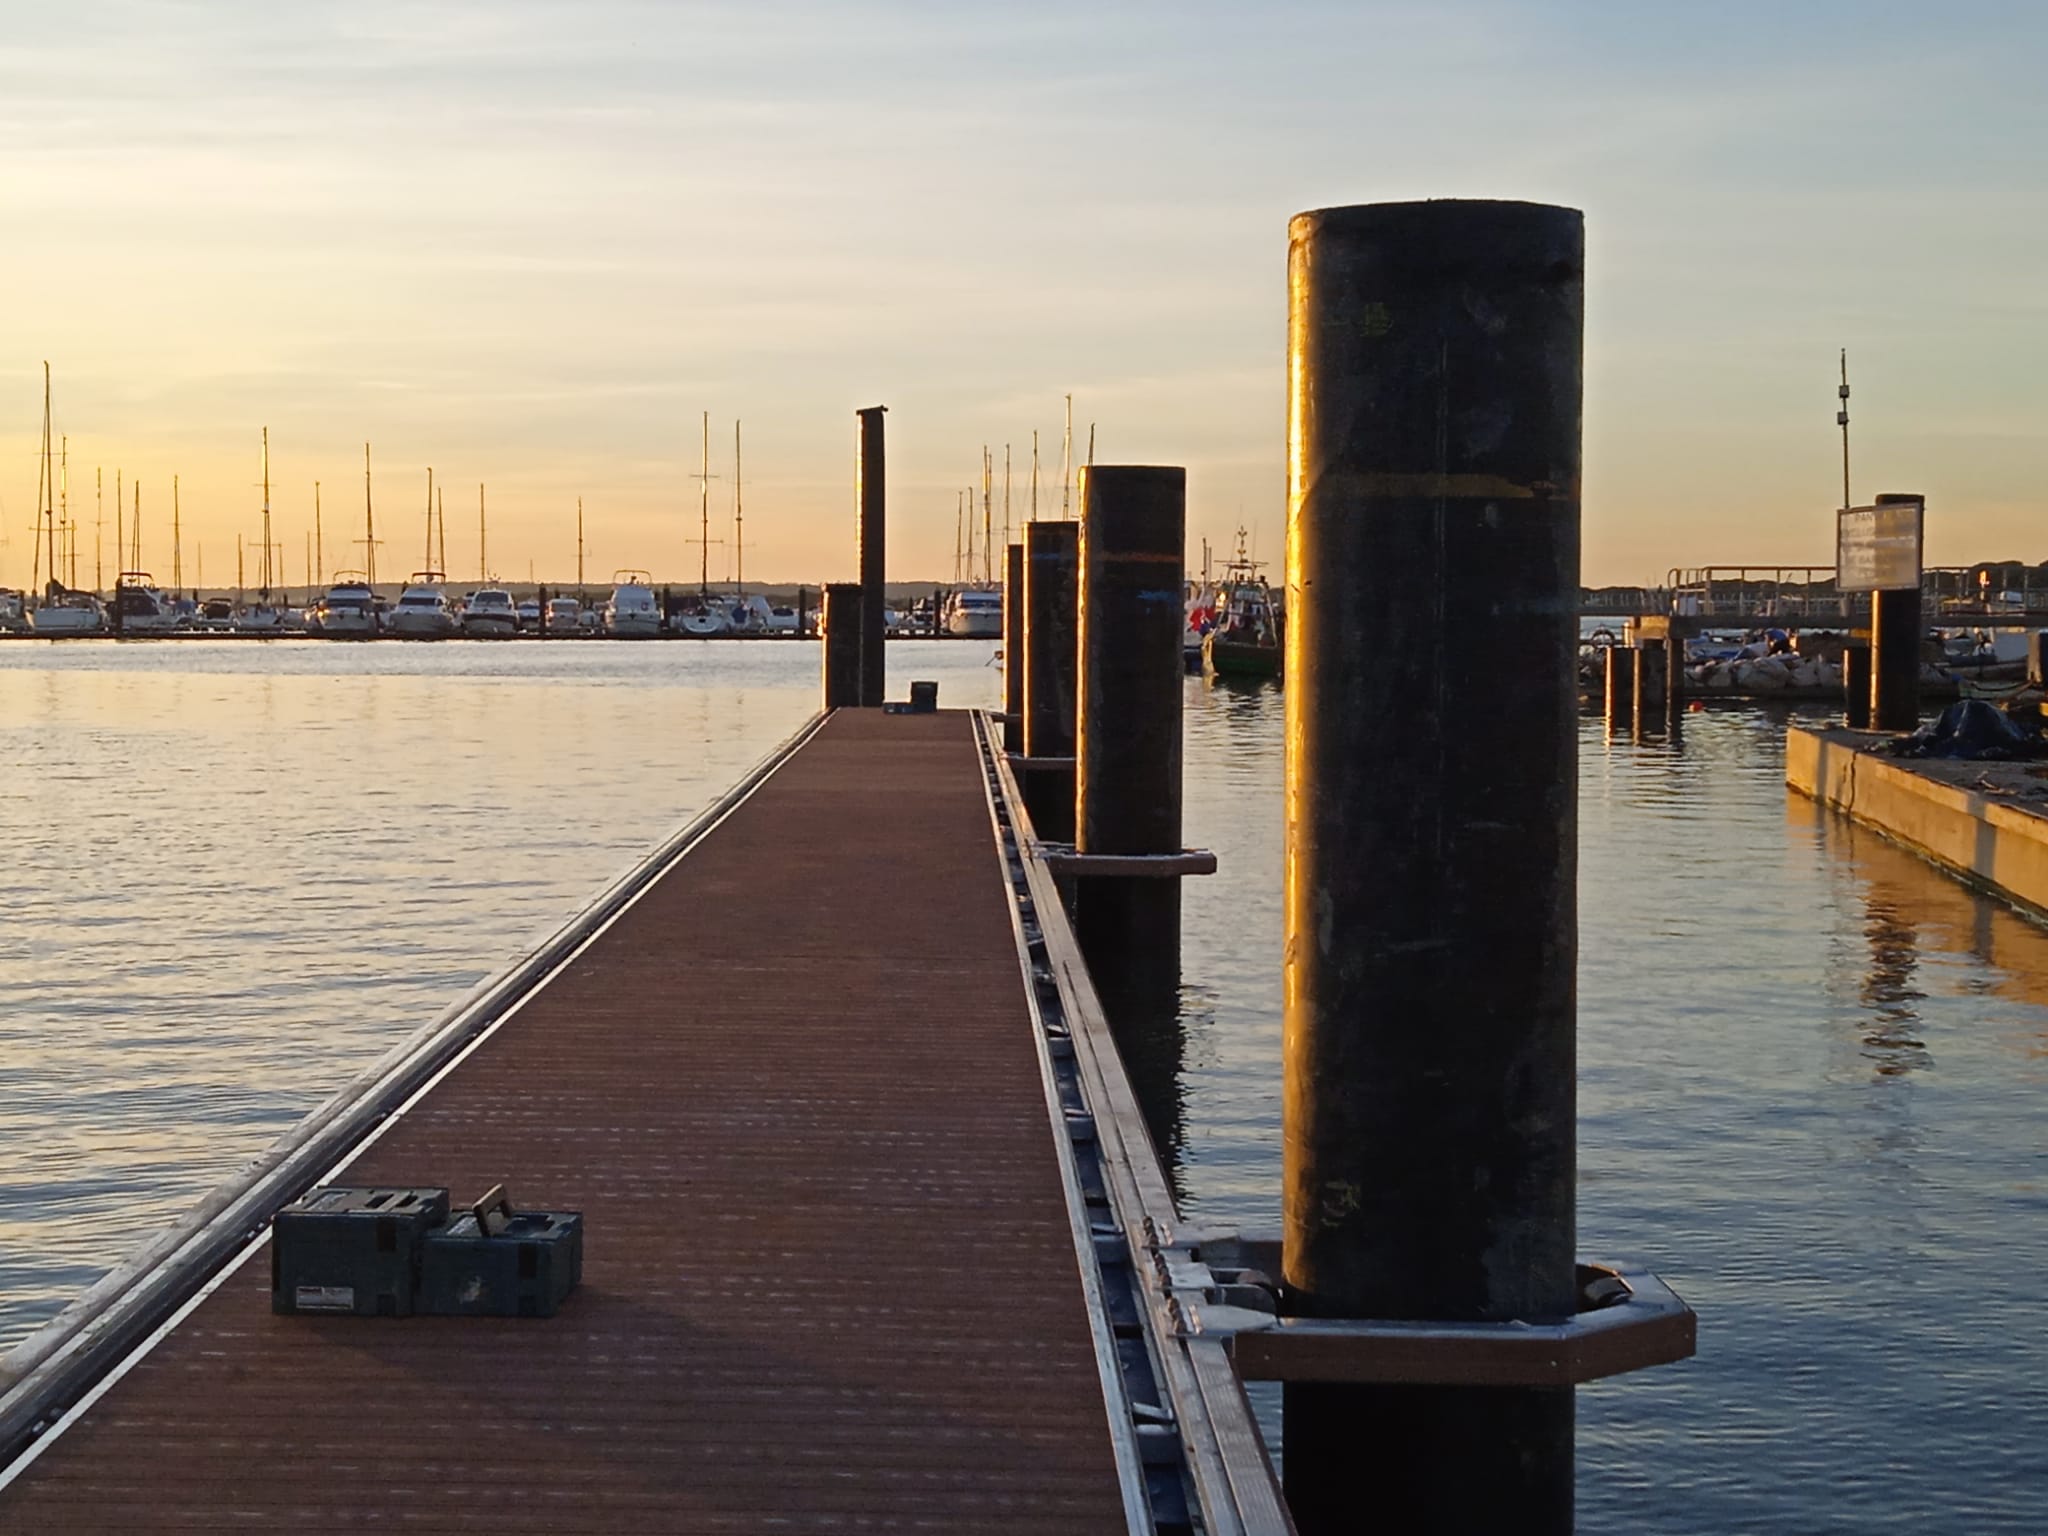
[271,1186,451,1317]
[419,1186,584,1318]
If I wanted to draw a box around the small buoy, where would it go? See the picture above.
[1689,701,1706,712]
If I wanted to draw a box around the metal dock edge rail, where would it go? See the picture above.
[972,710,1296,1536]
[0,710,830,1471]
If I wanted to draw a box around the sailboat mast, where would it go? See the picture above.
[173,475,183,590]
[478,483,486,582]
[60,437,71,588]
[981,447,993,586]
[423,467,434,571]
[95,467,103,593]
[363,443,378,589]
[260,426,272,600]
[733,419,743,596]
[954,491,963,586]
[33,362,49,593]
[1060,393,1073,520]
[133,482,142,583]
[576,497,584,588]
[1002,444,1011,556]
[115,469,123,592]
[699,410,711,593]
[312,481,319,585]
[1030,431,1039,522]
[436,487,446,575]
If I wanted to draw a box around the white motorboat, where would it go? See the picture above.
[110,573,180,633]
[603,571,661,638]
[463,587,520,638]
[545,596,582,633]
[944,587,1003,638]
[310,574,378,638]
[0,589,27,632]
[765,602,799,635]
[389,571,458,639]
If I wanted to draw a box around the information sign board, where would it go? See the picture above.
[1836,501,1923,592]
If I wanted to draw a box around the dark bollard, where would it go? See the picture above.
[856,406,887,707]
[1004,543,1025,753]
[1843,644,1870,728]
[1284,198,1583,1536]
[795,585,809,638]
[1605,644,1635,727]
[537,585,548,638]
[1074,466,1186,1011]
[1022,519,1080,842]
[822,583,862,708]
[1870,492,1923,732]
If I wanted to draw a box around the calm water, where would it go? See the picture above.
[4,642,2045,1529]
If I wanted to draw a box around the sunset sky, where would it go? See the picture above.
[2,0,2041,590]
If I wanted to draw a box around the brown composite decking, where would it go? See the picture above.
[0,709,1130,1533]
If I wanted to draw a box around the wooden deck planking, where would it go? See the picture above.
[0,709,1130,1534]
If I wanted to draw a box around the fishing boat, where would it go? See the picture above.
[310,573,378,638]
[1201,533,1282,681]
[389,572,458,638]
[603,570,662,638]
[943,587,1004,638]
[462,587,520,637]
[111,573,180,633]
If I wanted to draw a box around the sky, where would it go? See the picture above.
[0,0,2042,591]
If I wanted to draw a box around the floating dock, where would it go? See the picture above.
[0,708,1286,1533]
[1788,724,2048,914]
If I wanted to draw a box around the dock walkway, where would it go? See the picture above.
[0,710,1134,1532]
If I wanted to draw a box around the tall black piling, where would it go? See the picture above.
[1074,465,1186,1011]
[822,583,862,708]
[1004,542,1025,753]
[795,585,809,639]
[1283,198,1583,1536]
[856,406,887,707]
[1604,644,1634,728]
[1843,644,1870,729]
[1870,492,1923,732]
[1665,630,1687,727]
[537,585,549,637]
[1022,519,1080,843]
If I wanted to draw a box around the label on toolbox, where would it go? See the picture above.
[293,1285,357,1312]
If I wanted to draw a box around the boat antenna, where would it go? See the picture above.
[1837,349,1852,510]
[173,475,184,590]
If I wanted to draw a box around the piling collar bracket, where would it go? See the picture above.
[1038,844,1219,878]
[1154,1231,1695,1389]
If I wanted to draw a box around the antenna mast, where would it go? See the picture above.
[1837,349,1852,510]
